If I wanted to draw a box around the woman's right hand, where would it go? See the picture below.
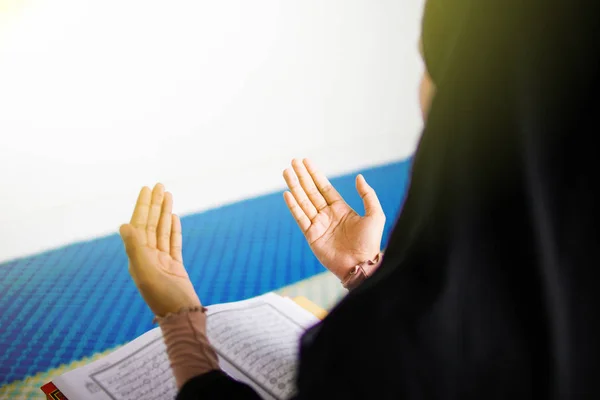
[283,159,385,281]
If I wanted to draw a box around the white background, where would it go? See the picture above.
[0,0,425,263]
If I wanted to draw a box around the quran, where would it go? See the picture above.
[41,293,324,400]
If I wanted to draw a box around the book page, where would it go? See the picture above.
[53,327,177,400]
[205,293,319,400]
[51,293,319,400]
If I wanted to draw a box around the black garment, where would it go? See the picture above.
[178,0,600,398]
[178,371,262,399]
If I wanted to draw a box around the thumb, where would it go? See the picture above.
[356,174,384,218]
[119,224,139,259]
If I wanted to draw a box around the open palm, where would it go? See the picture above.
[283,159,385,280]
[119,184,200,317]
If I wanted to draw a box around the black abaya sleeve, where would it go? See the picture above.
[176,371,263,400]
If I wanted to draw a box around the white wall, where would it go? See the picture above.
[0,0,425,263]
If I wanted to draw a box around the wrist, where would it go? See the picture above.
[332,250,383,281]
[340,251,384,291]
[153,305,206,324]
[149,293,202,319]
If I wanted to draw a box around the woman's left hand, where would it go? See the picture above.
[119,183,201,317]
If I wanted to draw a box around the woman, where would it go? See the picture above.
[119,0,599,398]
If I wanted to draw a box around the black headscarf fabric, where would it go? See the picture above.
[177,0,600,398]
[294,0,600,398]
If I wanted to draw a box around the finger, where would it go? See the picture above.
[356,174,384,218]
[146,183,165,249]
[170,214,183,263]
[119,223,141,262]
[283,191,311,233]
[120,224,146,284]
[283,167,318,220]
[130,186,151,246]
[157,191,173,252]
[292,158,328,211]
[303,158,343,205]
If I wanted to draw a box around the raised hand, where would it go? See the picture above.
[283,159,385,280]
[119,183,201,317]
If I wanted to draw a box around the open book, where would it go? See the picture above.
[41,293,323,400]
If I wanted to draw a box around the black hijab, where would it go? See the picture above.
[296,0,600,398]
